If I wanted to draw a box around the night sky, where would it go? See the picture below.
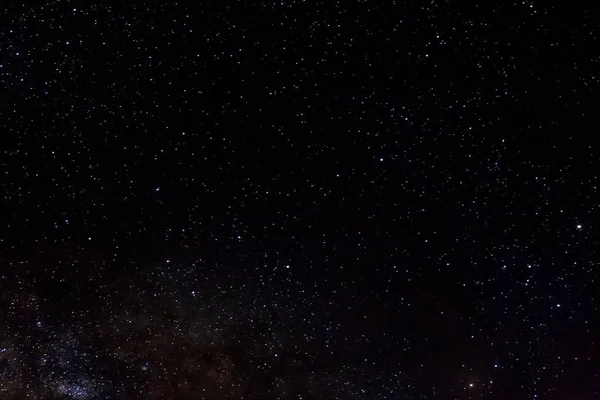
[1,1,599,399]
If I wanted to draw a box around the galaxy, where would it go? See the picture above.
[1,1,599,399]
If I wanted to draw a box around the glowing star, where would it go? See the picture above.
[576,224,582,229]
[469,383,474,388]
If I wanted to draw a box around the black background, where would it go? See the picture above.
[1,1,599,399]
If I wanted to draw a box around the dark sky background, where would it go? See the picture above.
[1,1,599,399]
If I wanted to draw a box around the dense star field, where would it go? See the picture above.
[1,1,599,399]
